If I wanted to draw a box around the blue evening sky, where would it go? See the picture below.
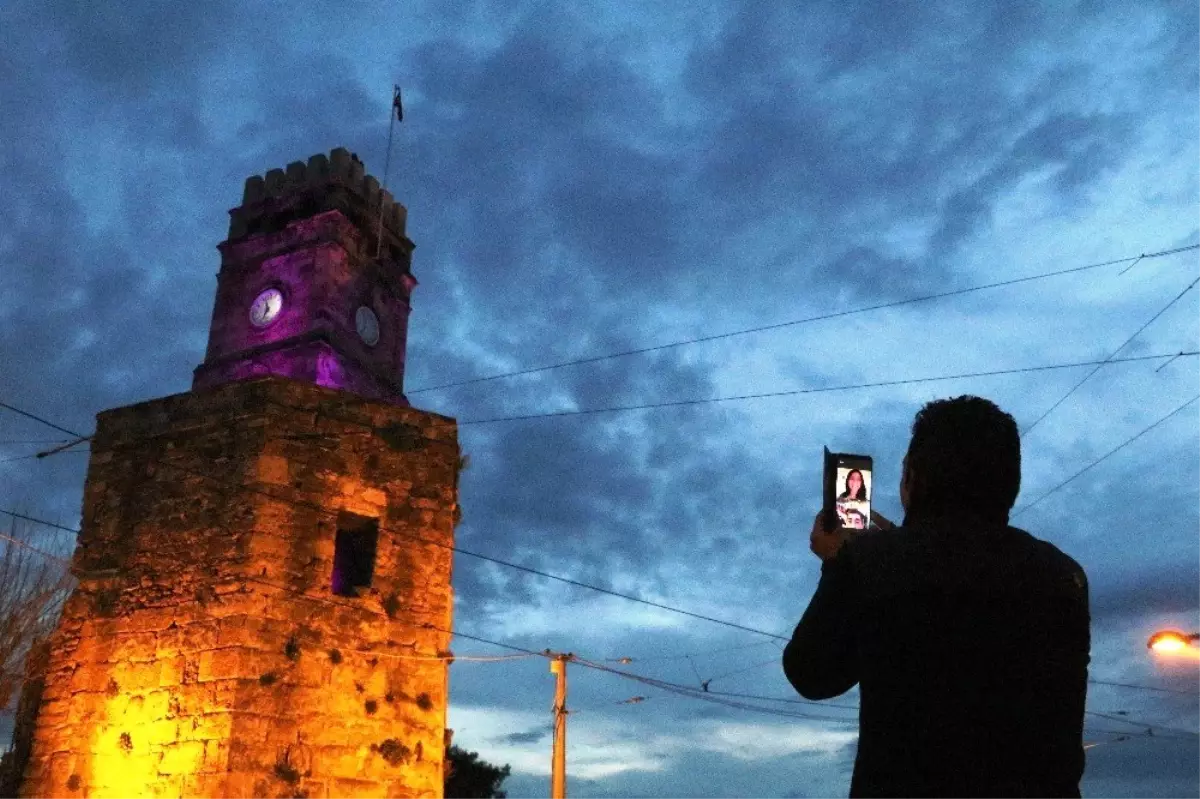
[1,2,1196,796]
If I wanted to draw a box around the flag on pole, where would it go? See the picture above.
[392,85,403,122]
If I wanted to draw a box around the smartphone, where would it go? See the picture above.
[823,447,873,533]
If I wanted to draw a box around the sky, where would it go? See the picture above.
[1,1,1197,796]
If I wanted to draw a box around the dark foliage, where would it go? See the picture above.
[445,745,511,798]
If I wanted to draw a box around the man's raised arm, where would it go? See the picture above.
[783,514,860,700]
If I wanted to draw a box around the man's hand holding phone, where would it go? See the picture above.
[809,509,897,562]
[810,510,852,562]
[870,509,895,531]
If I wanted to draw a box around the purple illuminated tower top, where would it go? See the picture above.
[193,147,416,405]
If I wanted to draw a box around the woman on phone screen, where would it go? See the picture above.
[838,469,867,501]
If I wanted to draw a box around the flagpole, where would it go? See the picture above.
[376,84,401,259]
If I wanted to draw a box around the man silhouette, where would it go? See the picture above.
[784,395,1089,798]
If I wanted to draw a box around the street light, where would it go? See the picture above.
[1147,630,1200,659]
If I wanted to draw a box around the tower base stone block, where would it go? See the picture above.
[19,377,459,799]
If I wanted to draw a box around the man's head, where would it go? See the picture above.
[901,395,1020,522]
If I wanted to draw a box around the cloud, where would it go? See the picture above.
[706,721,857,761]
[1091,561,1200,627]
[453,702,859,795]
[930,112,1137,258]
[1,1,1196,797]
[499,727,548,745]
[41,0,236,95]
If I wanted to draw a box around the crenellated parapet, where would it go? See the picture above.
[228,148,410,255]
[199,146,419,406]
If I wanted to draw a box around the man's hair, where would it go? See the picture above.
[906,395,1020,520]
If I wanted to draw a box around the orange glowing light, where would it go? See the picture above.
[1147,630,1200,659]
[1151,636,1186,653]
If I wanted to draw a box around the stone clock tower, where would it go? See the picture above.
[19,149,459,798]
[193,147,416,404]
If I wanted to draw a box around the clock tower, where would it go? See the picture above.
[18,149,458,798]
[192,147,416,404]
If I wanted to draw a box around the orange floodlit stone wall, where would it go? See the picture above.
[19,377,459,798]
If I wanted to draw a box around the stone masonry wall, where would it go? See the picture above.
[20,377,459,798]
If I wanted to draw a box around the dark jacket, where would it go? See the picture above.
[783,515,1089,798]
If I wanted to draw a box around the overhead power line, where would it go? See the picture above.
[246,575,546,658]
[567,695,651,715]
[0,508,84,539]
[5,364,1199,647]
[1084,709,1199,738]
[0,410,791,645]
[0,530,536,668]
[336,647,536,663]
[1087,678,1200,696]
[0,401,85,438]
[570,657,1198,738]
[1021,276,1199,439]
[1084,727,1196,742]
[635,640,1197,714]
[458,351,1198,425]
[698,687,860,712]
[0,527,73,567]
[6,366,1200,649]
[3,541,1192,762]
[1117,253,1147,276]
[701,657,782,684]
[630,647,1195,708]
[8,374,1200,671]
[210,611,538,664]
[1080,731,1200,751]
[0,390,789,640]
[407,244,1200,395]
[1,453,47,465]
[605,638,780,663]
[426,551,787,640]
[6,501,1197,721]
[580,656,1198,735]
[1012,394,1200,519]
[571,656,859,723]
[238,453,784,641]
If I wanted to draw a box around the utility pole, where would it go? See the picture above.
[548,651,573,799]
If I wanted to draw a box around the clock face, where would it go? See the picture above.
[249,288,284,328]
[356,305,380,346]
